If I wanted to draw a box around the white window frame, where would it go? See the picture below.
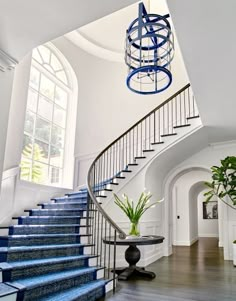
[21,43,74,187]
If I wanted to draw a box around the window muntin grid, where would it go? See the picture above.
[21,45,70,185]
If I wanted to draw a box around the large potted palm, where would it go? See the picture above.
[204,156,236,265]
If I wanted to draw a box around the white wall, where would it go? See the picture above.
[198,189,219,238]
[53,29,190,187]
[0,70,15,190]
[3,54,31,171]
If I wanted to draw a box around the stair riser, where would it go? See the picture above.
[0,236,88,247]
[18,217,82,225]
[9,226,87,235]
[1,246,92,262]
[42,204,87,210]
[29,210,86,217]
[21,271,96,301]
[52,197,87,202]
[3,258,89,282]
[54,198,87,203]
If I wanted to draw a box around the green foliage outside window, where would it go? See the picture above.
[21,143,44,183]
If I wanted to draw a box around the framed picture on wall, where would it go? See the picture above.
[203,201,218,219]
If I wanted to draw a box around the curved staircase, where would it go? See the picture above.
[0,84,201,300]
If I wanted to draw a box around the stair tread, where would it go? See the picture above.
[27,209,91,211]
[161,133,177,137]
[11,224,87,228]
[16,216,88,219]
[187,115,200,119]
[3,255,96,269]
[0,283,18,297]
[173,124,191,128]
[8,266,100,289]
[0,243,93,253]
[151,141,164,145]
[37,280,105,301]
[40,202,87,205]
[1,233,90,239]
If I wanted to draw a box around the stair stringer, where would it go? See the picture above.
[101,117,203,207]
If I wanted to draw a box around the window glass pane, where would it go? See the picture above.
[38,95,53,121]
[51,53,62,72]
[32,48,43,64]
[53,105,66,128]
[56,70,68,85]
[38,45,51,64]
[27,88,38,113]
[22,135,33,157]
[55,86,67,109]
[29,67,40,90]
[20,158,32,181]
[32,161,48,184]
[51,125,65,148]
[50,166,62,184]
[35,117,50,142]
[24,111,35,135]
[34,140,49,164]
[50,147,63,168]
[40,74,55,100]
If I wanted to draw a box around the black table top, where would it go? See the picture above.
[103,235,164,246]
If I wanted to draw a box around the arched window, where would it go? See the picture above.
[20,44,73,186]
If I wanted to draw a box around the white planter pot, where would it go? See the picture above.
[233,243,236,266]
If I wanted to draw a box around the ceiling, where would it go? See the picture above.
[0,0,138,61]
[66,0,171,61]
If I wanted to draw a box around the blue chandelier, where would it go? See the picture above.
[125,2,174,95]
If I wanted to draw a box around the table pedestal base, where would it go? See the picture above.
[115,266,156,280]
[114,244,156,281]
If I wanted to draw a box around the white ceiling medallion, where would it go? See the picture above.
[0,49,18,72]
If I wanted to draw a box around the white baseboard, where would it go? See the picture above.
[163,245,172,257]
[173,237,198,246]
[198,234,219,238]
[143,251,163,266]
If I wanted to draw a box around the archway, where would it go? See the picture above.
[163,166,223,256]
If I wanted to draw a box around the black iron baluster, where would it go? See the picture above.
[193,95,195,116]
[188,87,190,117]
[100,216,103,267]
[183,90,186,123]
[108,224,111,279]
[113,230,117,293]
[96,212,100,266]
[103,220,107,278]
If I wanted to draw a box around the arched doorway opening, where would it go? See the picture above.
[163,166,223,255]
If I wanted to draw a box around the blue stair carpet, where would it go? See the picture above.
[0,187,107,301]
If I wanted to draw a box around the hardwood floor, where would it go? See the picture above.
[101,238,236,301]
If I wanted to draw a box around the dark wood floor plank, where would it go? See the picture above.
[101,238,236,301]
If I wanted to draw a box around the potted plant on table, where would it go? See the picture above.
[114,191,163,237]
